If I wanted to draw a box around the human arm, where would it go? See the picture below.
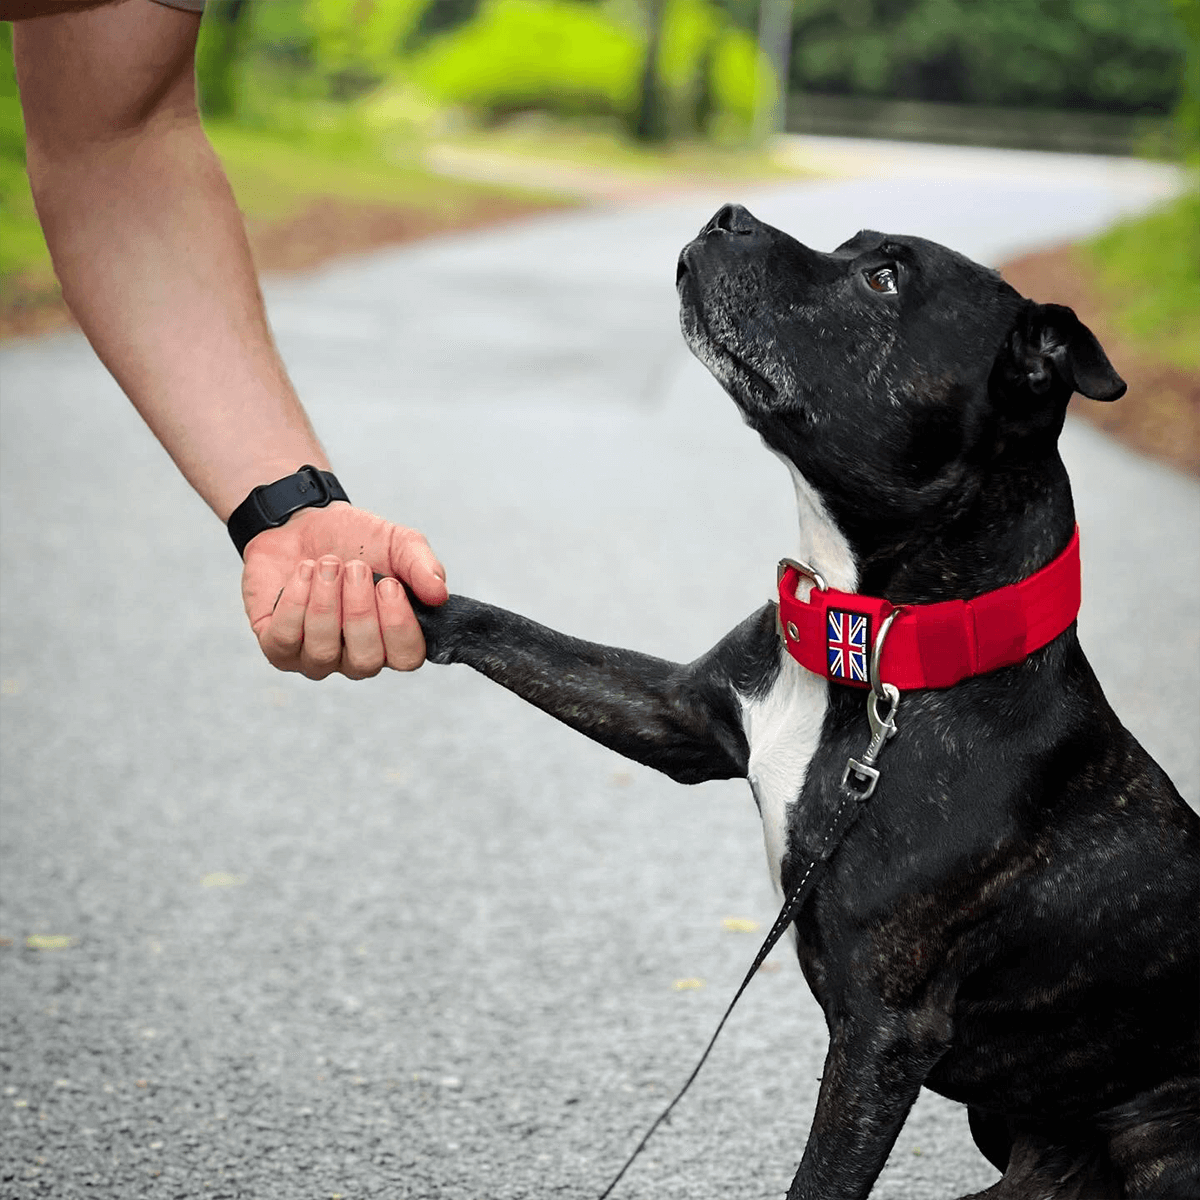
[9,0,447,676]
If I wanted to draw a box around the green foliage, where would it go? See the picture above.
[239,0,318,74]
[711,21,771,134]
[0,24,51,286]
[0,22,23,165]
[186,0,1194,142]
[305,0,431,97]
[194,0,427,150]
[195,0,435,115]
[410,0,768,138]
[657,0,771,137]
[412,0,644,120]
[788,0,1186,115]
[1088,188,1200,371]
[658,0,721,113]
[1172,0,1200,163]
[195,0,251,117]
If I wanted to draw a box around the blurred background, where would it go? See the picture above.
[1,0,1196,466]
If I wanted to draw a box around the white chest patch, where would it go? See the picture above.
[740,653,829,892]
[741,454,858,892]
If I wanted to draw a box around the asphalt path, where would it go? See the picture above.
[2,139,1196,1200]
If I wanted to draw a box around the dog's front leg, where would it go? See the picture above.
[413,593,777,785]
[787,1011,949,1200]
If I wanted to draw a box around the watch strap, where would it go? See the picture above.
[227,465,350,557]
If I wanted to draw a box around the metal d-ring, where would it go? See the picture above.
[776,557,829,593]
[776,558,828,647]
[869,606,905,701]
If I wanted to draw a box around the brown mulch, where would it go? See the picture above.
[998,244,1199,476]
[0,277,73,341]
[242,190,575,273]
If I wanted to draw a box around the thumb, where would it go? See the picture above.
[388,526,449,606]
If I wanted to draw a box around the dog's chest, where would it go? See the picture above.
[740,459,854,892]
[739,652,829,891]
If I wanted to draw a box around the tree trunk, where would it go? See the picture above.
[632,0,669,144]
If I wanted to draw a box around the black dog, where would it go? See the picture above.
[412,205,1200,1199]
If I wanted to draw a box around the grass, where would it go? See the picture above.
[1084,185,1200,372]
[205,119,568,222]
[438,112,809,183]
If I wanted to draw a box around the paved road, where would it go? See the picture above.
[2,140,1196,1200]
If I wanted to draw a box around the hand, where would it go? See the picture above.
[241,503,448,679]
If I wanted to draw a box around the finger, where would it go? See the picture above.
[388,526,448,607]
[300,555,344,680]
[258,560,314,669]
[340,560,385,680]
[377,575,426,671]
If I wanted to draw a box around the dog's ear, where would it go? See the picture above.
[1005,302,1127,402]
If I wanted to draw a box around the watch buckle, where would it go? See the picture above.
[294,464,332,507]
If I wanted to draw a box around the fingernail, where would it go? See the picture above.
[318,558,339,582]
[378,577,399,601]
[347,561,367,585]
[298,561,314,583]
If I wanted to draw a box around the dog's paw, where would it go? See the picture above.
[406,588,463,666]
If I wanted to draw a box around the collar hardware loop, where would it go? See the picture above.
[777,556,829,592]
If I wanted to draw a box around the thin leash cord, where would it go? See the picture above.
[596,784,865,1200]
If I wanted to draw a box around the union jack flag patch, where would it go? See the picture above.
[827,609,871,683]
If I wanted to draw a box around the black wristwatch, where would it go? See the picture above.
[226,465,350,557]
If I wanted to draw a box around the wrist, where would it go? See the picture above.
[213,454,332,522]
[227,465,350,558]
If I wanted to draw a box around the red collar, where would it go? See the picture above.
[777,526,1081,690]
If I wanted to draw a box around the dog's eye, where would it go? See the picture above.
[866,266,898,295]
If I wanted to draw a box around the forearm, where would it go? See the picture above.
[17,15,324,521]
[416,594,751,784]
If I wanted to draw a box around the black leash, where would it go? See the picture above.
[596,774,877,1199]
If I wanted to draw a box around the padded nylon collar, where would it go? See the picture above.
[777,526,1082,690]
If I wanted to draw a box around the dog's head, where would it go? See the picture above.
[677,205,1124,581]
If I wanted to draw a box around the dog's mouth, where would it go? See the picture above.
[677,253,777,409]
[681,308,777,409]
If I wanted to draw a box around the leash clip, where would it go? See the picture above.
[842,608,905,799]
[842,683,900,798]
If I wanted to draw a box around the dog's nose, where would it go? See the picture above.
[700,203,759,238]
